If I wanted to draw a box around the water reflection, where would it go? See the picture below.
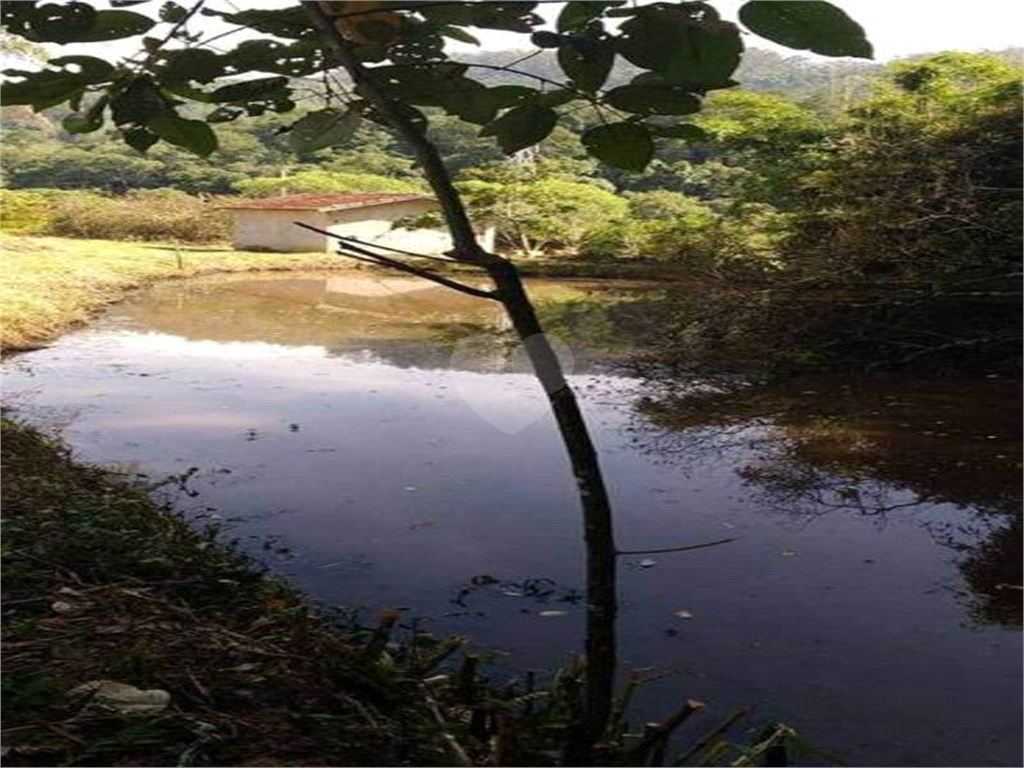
[2,274,1020,766]
[106,274,652,373]
[634,378,1023,627]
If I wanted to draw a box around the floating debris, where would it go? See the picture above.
[69,680,170,717]
[537,610,567,617]
[639,559,657,568]
[780,550,798,557]
[672,609,694,619]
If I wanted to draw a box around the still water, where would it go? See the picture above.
[3,273,1020,766]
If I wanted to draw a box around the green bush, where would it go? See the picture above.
[45,189,229,243]
[236,171,423,197]
[0,189,62,234]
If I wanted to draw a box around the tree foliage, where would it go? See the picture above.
[0,0,872,170]
[459,175,627,255]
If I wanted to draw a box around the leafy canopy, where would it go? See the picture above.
[1,1,871,169]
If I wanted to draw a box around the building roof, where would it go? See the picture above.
[222,193,431,212]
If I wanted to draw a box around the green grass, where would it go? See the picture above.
[0,235,349,352]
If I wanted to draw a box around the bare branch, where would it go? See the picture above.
[127,0,206,68]
[617,537,737,556]
[293,221,497,300]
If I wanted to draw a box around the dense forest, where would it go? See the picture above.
[2,45,1021,377]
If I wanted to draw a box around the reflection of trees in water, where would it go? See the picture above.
[930,515,1022,628]
[121,276,660,374]
[631,378,1022,627]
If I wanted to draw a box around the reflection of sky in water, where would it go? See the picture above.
[2,276,1020,768]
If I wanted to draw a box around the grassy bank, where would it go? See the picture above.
[0,236,348,352]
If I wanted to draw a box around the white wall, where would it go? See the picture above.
[231,210,329,252]
[325,199,453,256]
[230,200,456,254]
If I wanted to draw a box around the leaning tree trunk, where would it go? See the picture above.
[306,6,617,764]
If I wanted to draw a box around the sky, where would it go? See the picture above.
[19,0,1024,67]
[464,0,1024,61]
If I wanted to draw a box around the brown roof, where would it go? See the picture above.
[222,193,431,212]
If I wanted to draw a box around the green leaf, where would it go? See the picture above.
[480,104,558,155]
[210,76,290,103]
[0,3,38,37]
[159,1,188,23]
[558,36,615,93]
[160,48,223,84]
[46,55,115,82]
[163,82,214,103]
[206,106,244,123]
[649,123,709,142]
[531,31,563,49]
[557,1,625,32]
[419,3,542,32]
[147,113,218,156]
[122,126,159,153]
[31,87,87,113]
[370,63,470,107]
[536,89,576,108]
[362,100,429,135]
[604,84,701,116]
[212,7,309,39]
[582,122,654,171]
[738,1,873,58]
[443,89,500,125]
[23,2,96,42]
[111,77,167,125]
[437,25,480,45]
[224,39,323,78]
[33,8,155,43]
[62,112,103,134]
[0,55,113,107]
[287,109,360,153]
[617,5,742,89]
[1,73,83,107]
[488,85,538,108]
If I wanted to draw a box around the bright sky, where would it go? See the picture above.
[469,0,1024,61]
[24,0,1024,66]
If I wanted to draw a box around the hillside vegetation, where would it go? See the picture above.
[2,48,1019,376]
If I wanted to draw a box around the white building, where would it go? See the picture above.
[222,192,453,254]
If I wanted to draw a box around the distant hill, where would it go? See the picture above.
[451,45,1023,113]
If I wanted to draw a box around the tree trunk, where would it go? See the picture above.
[305,6,618,763]
[485,259,617,765]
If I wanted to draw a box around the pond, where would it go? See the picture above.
[3,273,1020,767]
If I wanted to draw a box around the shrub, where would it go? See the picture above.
[236,171,423,197]
[0,189,62,234]
[45,189,229,243]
